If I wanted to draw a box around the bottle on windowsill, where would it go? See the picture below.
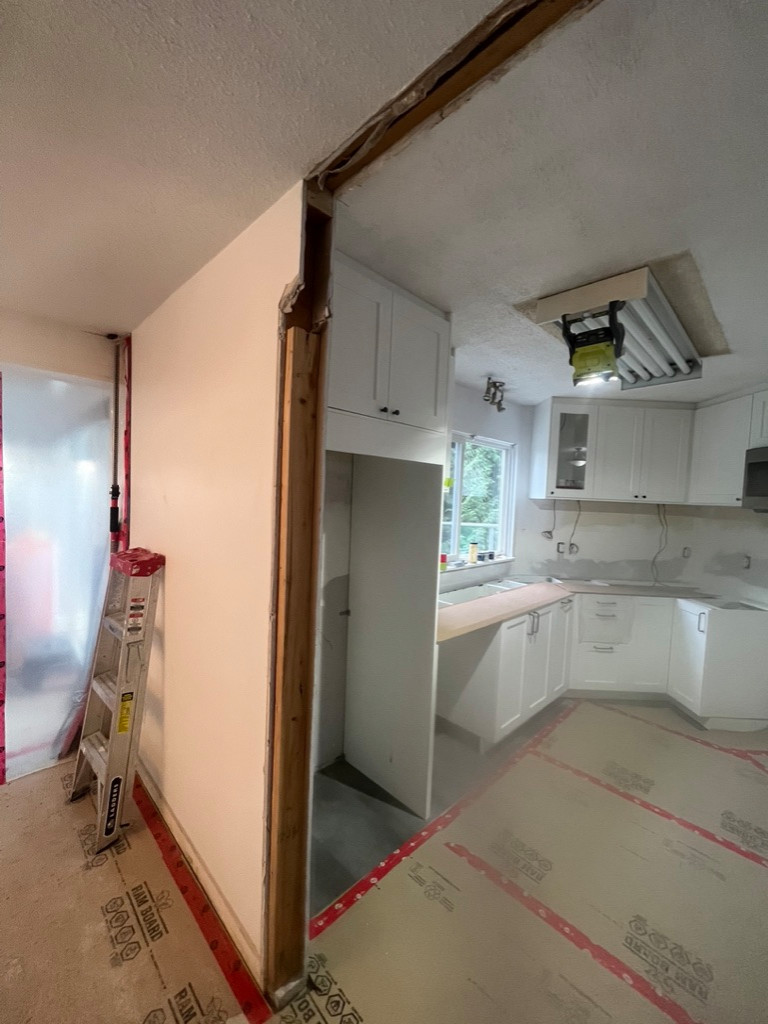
[468,542,478,565]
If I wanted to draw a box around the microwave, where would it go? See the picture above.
[743,447,768,511]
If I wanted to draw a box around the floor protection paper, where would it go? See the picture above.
[0,761,257,1024]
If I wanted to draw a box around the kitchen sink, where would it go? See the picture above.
[439,584,510,606]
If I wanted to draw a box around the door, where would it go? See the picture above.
[547,599,573,698]
[668,602,707,712]
[344,456,443,818]
[688,396,752,505]
[639,407,692,502]
[593,404,644,500]
[496,616,525,739]
[388,293,450,431]
[750,390,768,447]
[327,256,392,420]
[546,402,598,498]
[522,608,552,716]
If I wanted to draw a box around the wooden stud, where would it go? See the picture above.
[313,0,602,193]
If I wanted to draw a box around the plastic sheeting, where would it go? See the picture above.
[3,367,110,780]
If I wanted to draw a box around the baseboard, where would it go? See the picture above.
[136,763,265,987]
[567,690,668,703]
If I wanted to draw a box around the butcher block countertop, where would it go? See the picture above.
[436,580,710,643]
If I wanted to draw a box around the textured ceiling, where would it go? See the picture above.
[1,0,499,333]
[336,0,768,405]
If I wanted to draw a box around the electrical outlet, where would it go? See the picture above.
[682,547,691,558]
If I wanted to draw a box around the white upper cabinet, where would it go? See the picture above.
[533,398,693,503]
[639,406,692,502]
[750,389,768,447]
[327,257,392,420]
[327,254,450,434]
[530,399,598,499]
[593,405,644,500]
[389,293,451,431]
[687,395,752,506]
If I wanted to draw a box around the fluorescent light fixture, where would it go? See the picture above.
[534,267,703,391]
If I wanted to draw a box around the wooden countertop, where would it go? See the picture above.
[437,583,566,643]
[436,580,710,643]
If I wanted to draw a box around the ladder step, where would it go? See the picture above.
[91,671,118,712]
[102,613,126,638]
[80,731,109,784]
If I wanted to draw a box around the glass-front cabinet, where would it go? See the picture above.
[544,401,598,498]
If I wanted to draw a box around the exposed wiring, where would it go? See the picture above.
[568,501,582,554]
[542,499,557,540]
[650,504,669,585]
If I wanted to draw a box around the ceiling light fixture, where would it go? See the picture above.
[534,267,703,391]
[483,377,506,412]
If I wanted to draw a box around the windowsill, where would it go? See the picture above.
[444,555,515,573]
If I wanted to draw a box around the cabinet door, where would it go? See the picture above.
[546,402,598,498]
[688,397,752,506]
[327,258,392,419]
[639,408,693,502]
[668,603,707,712]
[522,608,552,716]
[547,599,573,698]
[624,598,674,690]
[388,293,450,431]
[750,390,768,447]
[571,642,626,690]
[593,405,644,500]
[496,616,526,739]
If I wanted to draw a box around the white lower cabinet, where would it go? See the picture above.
[571,596,673,692]
[438,600,570,747]
[668,600,768,723]
[438,591,768,750]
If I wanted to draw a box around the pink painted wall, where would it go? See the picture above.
[130,183,305,980]
[0,309,113,380]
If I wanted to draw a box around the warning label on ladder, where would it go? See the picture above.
[118,692,134,734]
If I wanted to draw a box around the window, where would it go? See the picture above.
[441,434,516,560]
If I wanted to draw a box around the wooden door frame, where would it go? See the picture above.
[264,0,603,1006]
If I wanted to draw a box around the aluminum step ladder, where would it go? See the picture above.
[69,547,165,852]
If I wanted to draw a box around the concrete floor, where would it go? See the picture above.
[310,703,567,917]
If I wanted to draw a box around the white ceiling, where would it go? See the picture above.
[1,0,499,333]
[335,0,768,405]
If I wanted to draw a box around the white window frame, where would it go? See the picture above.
[443,432,517,561]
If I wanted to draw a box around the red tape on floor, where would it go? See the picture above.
[602,704,768,770]
[445,841,702,1024]
[309,700,581,938]
[133,776,273,1024]
[532,748,768,870]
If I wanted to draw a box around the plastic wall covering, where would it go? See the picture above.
[3,366,110,780]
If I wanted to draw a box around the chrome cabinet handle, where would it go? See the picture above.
[595,612,616,618]
[697,612,706,633]
[595,600,617,606]
[593,645,614,652]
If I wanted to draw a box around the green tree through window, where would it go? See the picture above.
[442,436,514,558]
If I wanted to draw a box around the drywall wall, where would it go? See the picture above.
[0,308,113,380]
[312,451,353,772]
[130,182,304,981]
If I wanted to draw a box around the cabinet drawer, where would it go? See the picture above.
[571,641,630,690]
[579,596,634,643]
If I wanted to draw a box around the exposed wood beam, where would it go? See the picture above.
[312,0,603,193]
